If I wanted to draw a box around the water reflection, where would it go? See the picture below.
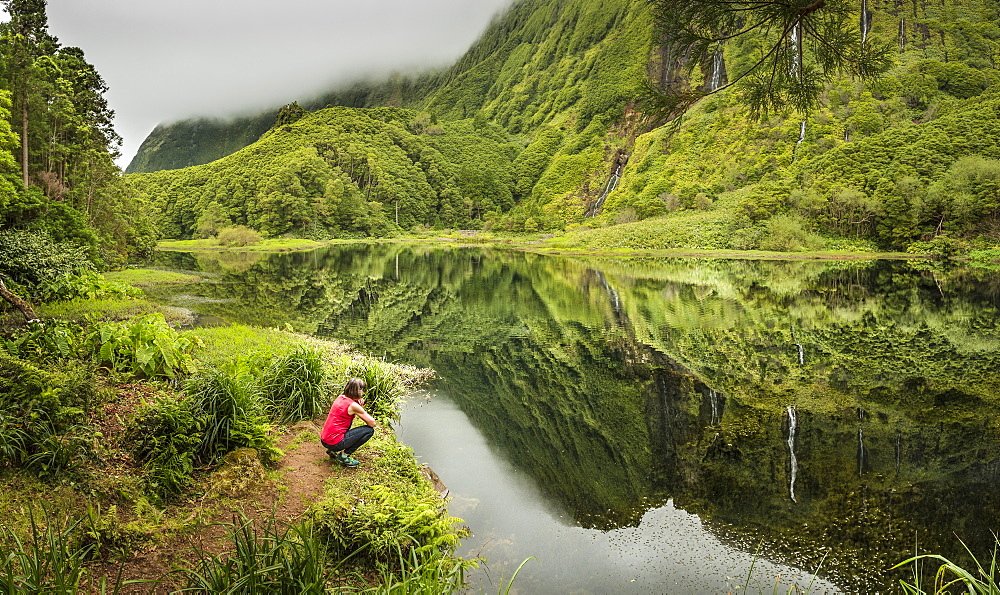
[397,393,838,593]
[152,245,1000,590]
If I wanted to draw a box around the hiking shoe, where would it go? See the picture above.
[337,452,360,467]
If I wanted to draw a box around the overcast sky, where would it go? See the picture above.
[33,0,514,167]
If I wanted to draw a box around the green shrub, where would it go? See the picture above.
[3,319,87,362]
[0,229,92,298]
[315,483,468,565]
[128,396,203,498]
[0,350,94,421]
[906,235,967,261]
[39,271,143,303]
[258,346,327,423]
[217,226,262,247]
[185,367,273,464]
[88,313,200,379]
[758,215,826,252]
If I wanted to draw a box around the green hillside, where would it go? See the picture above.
[127,0,1000,251]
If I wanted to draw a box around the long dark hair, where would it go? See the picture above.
[343,377,366,400]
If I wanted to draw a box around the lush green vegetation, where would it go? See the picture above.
[0,254,465,591]
[125,0,1000,254]
[128,108,522,237]
[0,1,156,268]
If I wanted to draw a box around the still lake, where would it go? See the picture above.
[153,244,1000,592]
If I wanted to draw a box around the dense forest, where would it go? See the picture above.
[0,0,155,273]
[126,0,1000,252]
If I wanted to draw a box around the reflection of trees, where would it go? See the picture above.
[161,246,1000,589]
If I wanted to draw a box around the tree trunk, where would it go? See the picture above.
[20,100,29,187]
[0,277,38,321]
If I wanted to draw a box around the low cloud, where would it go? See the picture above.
[42,0,514,165]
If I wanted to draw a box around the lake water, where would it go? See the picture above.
[153,244,1000,592]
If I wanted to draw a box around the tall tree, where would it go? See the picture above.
[0,89,23,208]
[645,0,894,121]
[0,0,52,186]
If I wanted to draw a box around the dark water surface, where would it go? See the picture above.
[153,245,1000,592]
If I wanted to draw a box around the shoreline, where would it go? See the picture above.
[156,236,922,261]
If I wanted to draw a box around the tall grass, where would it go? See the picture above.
[175,514,331,592]
[346,360,404,423]
[258,346,327,423]
[360,544,472,595]
[0,508,91,591]
[895,535,1000,594]
[184,367,271,463]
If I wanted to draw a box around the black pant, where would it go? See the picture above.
[322,425,374,456]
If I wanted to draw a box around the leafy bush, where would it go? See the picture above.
[0,229,92,298]
[39,271,143,303]
[316,483,468,565]
[758,215,826,252]
[217,226,262,247]
[3,319,87,362]
[87,313,200,379]
[258,346,327,423]
[185,367,273,464]
[0,352,95,478]
[128,396,204,498]
[906,235,967,261]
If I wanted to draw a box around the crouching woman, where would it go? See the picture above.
[321,378,376,467]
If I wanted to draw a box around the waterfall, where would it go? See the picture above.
[857,408,867,476]
[709,46,725,91]
[790,21,802,78]
[585,165,621,218]
[790,326,805,365]
[709,389,720,426]
[899,17,906,50]
[860,0,872,45]
[787,406,798,503]
[792,120,806,162]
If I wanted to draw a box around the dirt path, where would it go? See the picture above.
[89,421,342,593]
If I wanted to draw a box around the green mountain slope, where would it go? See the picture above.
[129,0,654,236]
[125,113,275,174]
[128,0,1000,249]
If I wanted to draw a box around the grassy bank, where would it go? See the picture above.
[0,272,467,592]
[156,230,921,261]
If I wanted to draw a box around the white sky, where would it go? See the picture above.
[30,0,514,167]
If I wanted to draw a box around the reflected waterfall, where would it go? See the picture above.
[787,406,798,503]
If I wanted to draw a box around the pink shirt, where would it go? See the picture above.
[321,394,354,444]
